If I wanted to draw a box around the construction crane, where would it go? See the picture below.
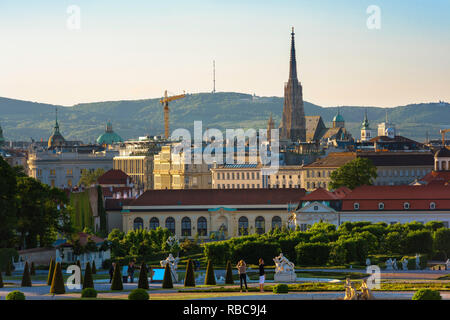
[440,129,450,146]
[159,90,185,139]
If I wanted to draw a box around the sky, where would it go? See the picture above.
[0,0,449,108]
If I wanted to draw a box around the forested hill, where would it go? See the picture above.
[0,93,449,143]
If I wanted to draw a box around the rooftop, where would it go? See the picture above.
[97,169,130,185]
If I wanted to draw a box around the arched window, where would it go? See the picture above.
[165,217,175,234]
[197,217,207,236]
[149,217,159,230]
[272,216,282,230]
[255,216,265,234]
[378,202,384,210]
[133,217,144,230]
[181,217,191,236]
[354,203,360,210]
[238,216,249,236]
[403,202,410,210]
[430,202,436,210]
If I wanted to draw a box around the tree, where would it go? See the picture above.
[138,262,149,290]
[78,168,105,187]
[184,259,196,287]
[225,261,234,285]
[110,263,123,291]
[162,263,173,289]
[50,262,65,294]
[329,158,377,190]
[0,157,18,248]
[204,260,216,285]
[434,228,450,260]
[404,230,433,255]
[47,258,55,285]
[83,262,94,289]
[5,260,12,276]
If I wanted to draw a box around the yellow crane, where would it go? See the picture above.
[440,129,450,146]
[159,90,186,139]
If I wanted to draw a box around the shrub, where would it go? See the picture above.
[204,241,231,265]
[404,230,433,255]
[30,262,36,276]
[5,260,12,276]
[184,259,196,287]
[47,258,55,285]
[6,290,26,300]
[81,288,98,298]
[21,261,32,287]
[138,262,149,290]
[162,263,173,289]
[225,261,234,285]
[231,241,281,265]
[83,262,94,289]
[50,262,66,294]
[110,263,123,291]
[128,288,149,300]
[412,289,442,300]
[434,228,450,260]
[273,284,289,294]
[0,248,18,273]
[296,242,330,266]
[91,260,97,274]
[205,260,216,285]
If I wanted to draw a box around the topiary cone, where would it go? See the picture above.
[47,258,55,285]
[138,262,149,290]
[76,260,83,285]
[204,260,216,285]
[50,262,66,294]
[6,260,12,276]
[225,261,234,284]
[21,261,32,287]
[30,262,36,276]
[110,263,123,291]
[184,259,196,287]
[83,262,94,289]
[91,260,97,274]
[162,263,173,289]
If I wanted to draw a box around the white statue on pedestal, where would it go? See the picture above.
[392,258,398,270]
[415,254,421,270]
[385,258,393,270]
[160,253,180,282]
[273,253,296,282]
[402,259,408,271]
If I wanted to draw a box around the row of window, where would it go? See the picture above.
[378,168,430,177]
[268,175,301,180]
[217,184,261,189]
[132,216,283,236]
[36,168,95,177]
[216,172,260,181]
[306,170,332,178]
[353,202,437,210]
[307,181,328,189]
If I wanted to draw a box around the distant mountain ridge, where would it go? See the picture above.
[0,93,449,143]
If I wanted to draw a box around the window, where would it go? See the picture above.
[430,202,436,210]
[255,216,265,235]
[197,217,207,236]
[149,217,159,230]
[67,179,72,187]
[272,216,282,230]
[50,169,56,176]
[238,216,249,236]
[165,217,175,234]
[133,217,144,230]
[314,206,319,211]
[354,203,360,210]
[181,217,191,236]
[66,169,73,176]
[378,202,384,210]
[404,202,410,210]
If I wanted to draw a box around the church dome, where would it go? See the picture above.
[333,112,345,123]
[48,116,66,148]
[96,121,123,145]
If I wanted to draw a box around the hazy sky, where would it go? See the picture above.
[0,0,449,107]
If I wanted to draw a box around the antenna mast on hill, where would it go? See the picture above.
[213,60,216,94]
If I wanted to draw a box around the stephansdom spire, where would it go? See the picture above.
[289,26,298,80]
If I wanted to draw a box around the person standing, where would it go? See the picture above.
[236,260,248,293]
[127,261,135,283]
[258,258,265,293]
[109,262,116,283]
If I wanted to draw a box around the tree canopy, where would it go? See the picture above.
[329,158,377,190]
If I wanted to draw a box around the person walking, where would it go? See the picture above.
[258,258,265,292]
[127,261,135,283]
[109,262,116,283]
[236,260,248,293]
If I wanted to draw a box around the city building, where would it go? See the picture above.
[211,164,262,189]
[96,120,123,146]
[294,184,450,229]
[262,165,303,189]
[360,111,374,142]
[121,188,305,239]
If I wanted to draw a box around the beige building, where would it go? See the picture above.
[211,164,262,189]
[113,155,153,190]
[153,145,211,190]
[262,165,303,189]
[121,189,305,239]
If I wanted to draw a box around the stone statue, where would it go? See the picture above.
[366,258,371,266]
[402,259,408,271]
[392,258,398,270]
[160,253,180,282]
[415,254,421,270]
[359,279,374,300]
[385,258,393,271]
[343,278,358,300]
[273,253,296,282]
[445,259,450,271]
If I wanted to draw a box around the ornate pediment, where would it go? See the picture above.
[297,201,336,214]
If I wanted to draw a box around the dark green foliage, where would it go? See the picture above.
[433,228,450,259]
[225,261,234,285]
[205,260,216,285]
[0,248,18,273]
[412,289,442,300]
[330,158,377,190]
[330,237,370,265]
[184,259,196,287]
[6,290,26,300]
[110,263,123,291]
[128,288,149,300]
[403,230,433,255]
[97,186,107,235]
[273,284,289,294]
[5,260,12,276]
[81,288,97,298]
[203,241,231,265]
[0,268,3,288]
[138,262,149,290]
[83,262,94,289]
[162,263,173,289]
[21,261,32,287]
[231,241,281,266]
[0,157,18,248]
[50,262,66,294]
[47,258,55,285]
[296,242,330,266]
[30,261,36,276]
[91,260,97,274]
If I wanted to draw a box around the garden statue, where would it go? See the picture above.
[160,253,180,282]
[273,253,296,282]
[343,278,357,300]
[415,254,421,270]
[446,259,450,271]
[392,258,398,270]
[366,258,371,266]
[359,279,374,300]
[385,258,393,271]
[402,259,408,271]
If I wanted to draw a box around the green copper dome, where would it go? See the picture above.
[97,121,123,145]
[333,110,345,123]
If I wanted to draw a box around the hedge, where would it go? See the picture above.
[204,241,231,265]
[184,259,196,287]
[110,263,123,291]
[230,241,281,265]
[81,288,97,298]
[138,262,149,290]
[273,284,289,294]
[6,290,26,300]
[412,289,442,300]
[21,261,32,287]
[83,262,94,289]
[128,288,149,300]
[205,260,216,285]
[162,263,173,289]
[50,262,66,294]
[296,242,330,266]
[225,261,234,284]
[0,248,18,273]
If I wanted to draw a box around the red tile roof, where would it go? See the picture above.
[421,171,450,184]
[105,198,134,210]
[97,169,130,185]
[127,188,305,207]
[302,188,341,201]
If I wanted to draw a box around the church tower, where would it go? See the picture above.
[267,113,274,143]
[48,108,66,148]
[360,110,374,142]
[279,27,306,142]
